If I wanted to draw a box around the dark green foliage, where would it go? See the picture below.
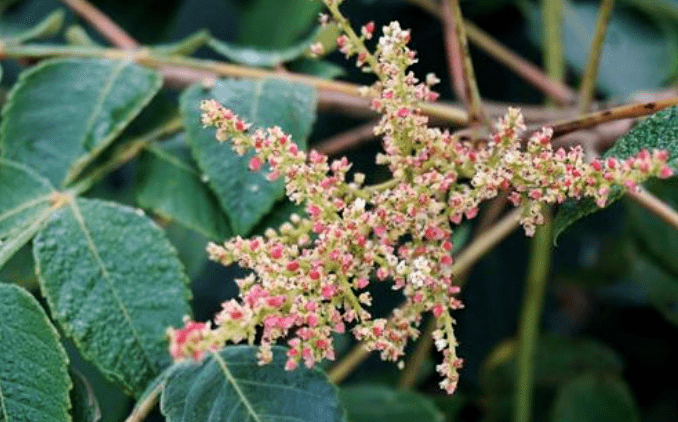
[160,346,344,422]
[34,198,192,395]
[0,283,71,422]
[180,78,316,235]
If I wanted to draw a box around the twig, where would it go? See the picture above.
[550,97,678,136]
[314,121,378,156]
[464,22,575,105]
[627,188,678,232]
[404,0,576,105]
[328,208,523,384]
[514,211,552,422]
[327,344,371,383]
[0,44,469,125]
[58,0,139,49]
[124,382,163,422]
[69,115,183,195]
[441,0,467,103]
[397,316,437,388]
[578,0,616,113]
[444,0,485,124]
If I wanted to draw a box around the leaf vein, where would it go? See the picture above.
[212,351,263,422]
[67,200,156,372]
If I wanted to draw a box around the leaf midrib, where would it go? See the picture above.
[0,193,52,226]
[67,200,156,374]
[213,352,262,422]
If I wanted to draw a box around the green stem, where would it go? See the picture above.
[69,115,183,196]
[514,211,552,422]
[578,0,616,113]
[543,0,565,89]
[397,316,437,388]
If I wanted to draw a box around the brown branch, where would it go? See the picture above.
[578,0,616,113]
[315,121,378,156]
[59,0,139,49]
[464,22,576,106]
[550,97,678,136]
[441,1,467,103]
[404,0,576,105]
[444,0,485,124]
[627,188,678,233]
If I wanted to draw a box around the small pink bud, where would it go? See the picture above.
[660,165,674,178]
[286,261,300,272]
[336,35,348,47]
[285,359,298,371]
[322,284,336,299]
[248,156,263,172]
[270,245,283,260]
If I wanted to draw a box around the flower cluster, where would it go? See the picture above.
[168,0,672,394]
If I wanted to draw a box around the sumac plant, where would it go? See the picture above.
[2,0,678,421]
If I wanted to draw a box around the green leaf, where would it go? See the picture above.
[129,366,172,420]
[34,198,192,395]
[525,1,677,97]
[180,78,317,235]
[0,283,71,422]
[208,27,320,68]
[0,59,162,187]
[64,25,101,47]
[0,8,64,44]
[0,159,57,268]
[629,257,678,326]
[551,374,639,422]
[553,106,678,242]
[136,133,231,240]
[481,335,623,394]
[340,384,443,422]
[160,345,344,422]
[628,178,678,275]
[151,30,211,56]
[237,0,323,49]
[70,369,102,422]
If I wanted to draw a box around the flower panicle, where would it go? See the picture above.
[169,2,673,395]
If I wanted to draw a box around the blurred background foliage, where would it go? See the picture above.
[3,0,678,420]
